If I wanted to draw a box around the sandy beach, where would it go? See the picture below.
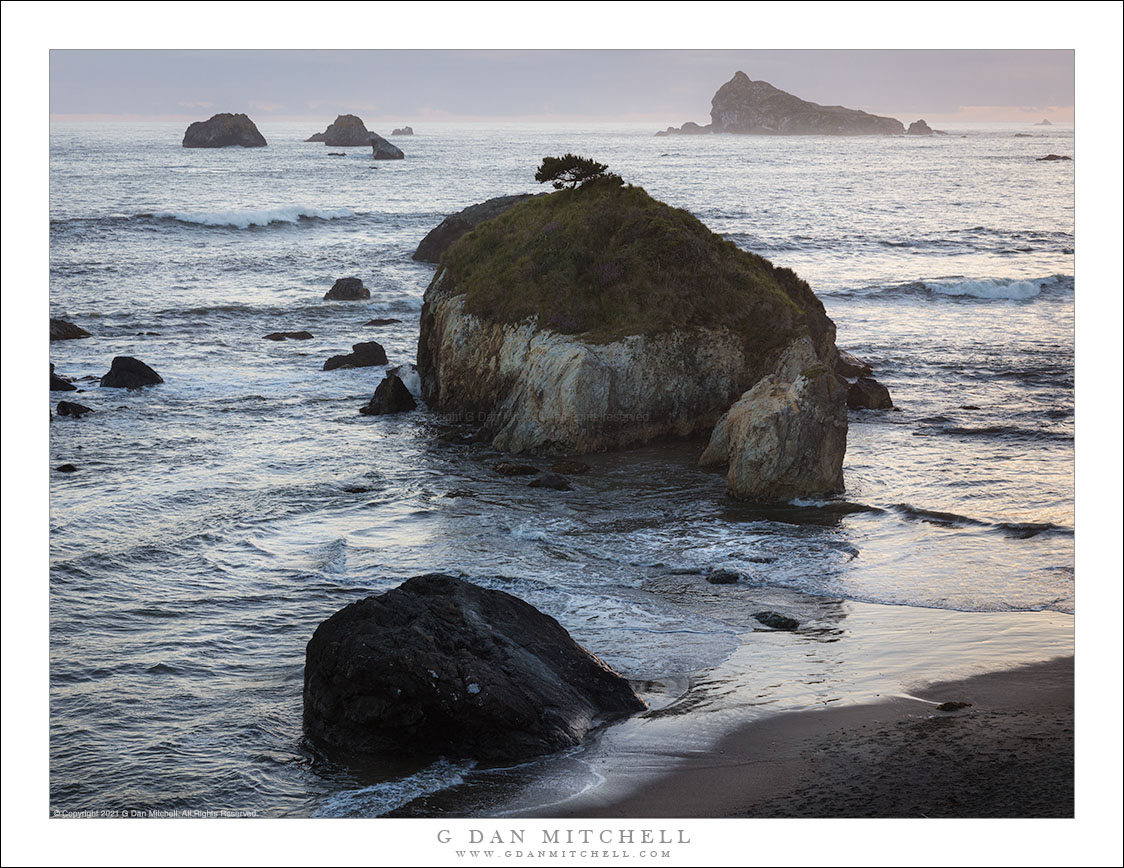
[537,656,1073,818]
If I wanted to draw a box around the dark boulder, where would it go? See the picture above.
[706,568,741,585]
[528,472,573,491]
[264,331,314,341]
[835,349,873,379]
[306,114,372,146]
[51,364,77,392]
[327,152,346,157]
[937,700,973,712]
[754,611,799,631]
[100,356,163,389]
[847,376,893,410]
[50,318,91,341]
[493,462,539,476]
[1036,154,1072,162]
[182,113,266,148]
[56,464,79,473]
[323,341,388,371]
[906,119,934,136]
[391,126,414,136]
[324,277,370,300]
[365,318,402,326]
[303,574,645,760]
[57,401,95,418]
[360,373,417,415]
[371,133,405,160]
[412,194,540,263]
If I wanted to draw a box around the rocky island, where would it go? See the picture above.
[182,113,267,148]
[418,159,847,500]
[306,114,404,159]
[658,71,904,136]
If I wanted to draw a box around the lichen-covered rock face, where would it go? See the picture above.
[700,361,847,502]
[306,114,372,146]
[417,183,839,455]
[182,113,267,148]
[302,574,645,761]
[710,72,904,136]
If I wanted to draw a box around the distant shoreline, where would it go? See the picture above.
[531,656,1073,819]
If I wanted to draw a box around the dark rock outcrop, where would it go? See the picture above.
[56,464,79,473]
[303,574,645,760]
[51,364,77,392]
[99,356,163,388]
[365,318,402,327]
[835,349,873,379]
[528,473,572,491]
[371,133,405,160]
[264,331,313,341]
[706,568,741,585]
[906,119,934,136]
[182,113,266,148]
[306,114,373,146]
[57,401,94,418]
[391,126,414,136]
[323,341,388,371]
[360,373,417,415]
[412,194,539,263]
[847,377,894,410]
[50,318,91,341]
[655,121,713,136]
[754,611,799,630]
[701,71,904,136]
[324,277,370,300]
[1037,154,1072,162]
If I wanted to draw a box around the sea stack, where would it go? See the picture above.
[306,114,374,146]
[418,175,845,491]
[182,113,267,148]
[906,119,935,136]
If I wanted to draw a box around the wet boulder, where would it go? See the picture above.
[323,341,388,371]
[303,574,645,760]
[371,133,404,160]
[99,356,163,389]
[324,277,370,300]
[754,611,799,630]
[51,364,77,392]
[182,113,266,148]
[528,472,572,491]
[847,376,894,410]
[264,331,313,341]
[835,349,873,379]
[57,401,95,418]
[50,318,91,341]
[360,373,417,415]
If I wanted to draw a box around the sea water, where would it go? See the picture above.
[48,121,1074,816]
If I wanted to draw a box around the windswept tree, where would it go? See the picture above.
[535,154,622,190]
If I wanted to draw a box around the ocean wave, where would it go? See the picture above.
[923,277,1045,299]
[838,273,1072,302]
[312,758,474,818]
[149,206,356,229]
[892,504,1071,537]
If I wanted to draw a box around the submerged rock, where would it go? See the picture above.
[492,462,539,476]
[365,317,402,326]
[706,71,904,135]
[412,194,540,263]
[753,611,799,630]
[323,341,388,371]
[57,400,94,418]
[1036,154,1072,162]
[371,133,405,160]
[906,119,935,136]
[551,459,591,475]
[51,364,77,392]
[56,463,79,473]
[324,277,370,300]
[847,376,894,410]
[303,573,645,760]
[418,182,840,455]
[264,331,313,341]
[360,373,417,415]
[528,472,572,491]
[306,114,372,146]
[182,113,266,148]
[99,356,163,388]
[706,568,741,585]
[50,318,91,341]
[700,362,847,502]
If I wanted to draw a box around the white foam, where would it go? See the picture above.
[923,277,1043,300]
[313,758,472,818]
[152,206,355,229]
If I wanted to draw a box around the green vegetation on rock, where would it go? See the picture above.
[436,181,820,358]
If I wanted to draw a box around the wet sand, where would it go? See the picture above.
[539,656,1073,818]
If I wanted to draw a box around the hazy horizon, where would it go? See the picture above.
[49,49,1075,125]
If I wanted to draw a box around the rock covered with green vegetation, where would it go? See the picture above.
[417,177,843,462]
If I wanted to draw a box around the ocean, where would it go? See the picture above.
[48,120,1074,817]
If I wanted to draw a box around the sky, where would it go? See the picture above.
[49,49,1075,125]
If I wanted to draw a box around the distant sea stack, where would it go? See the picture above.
[183,113,267,148]
[1035,118,1054,126]
[906,119,935,136]
[658,71,904,136]
[391,126,414,136]
[306,114,375,146]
